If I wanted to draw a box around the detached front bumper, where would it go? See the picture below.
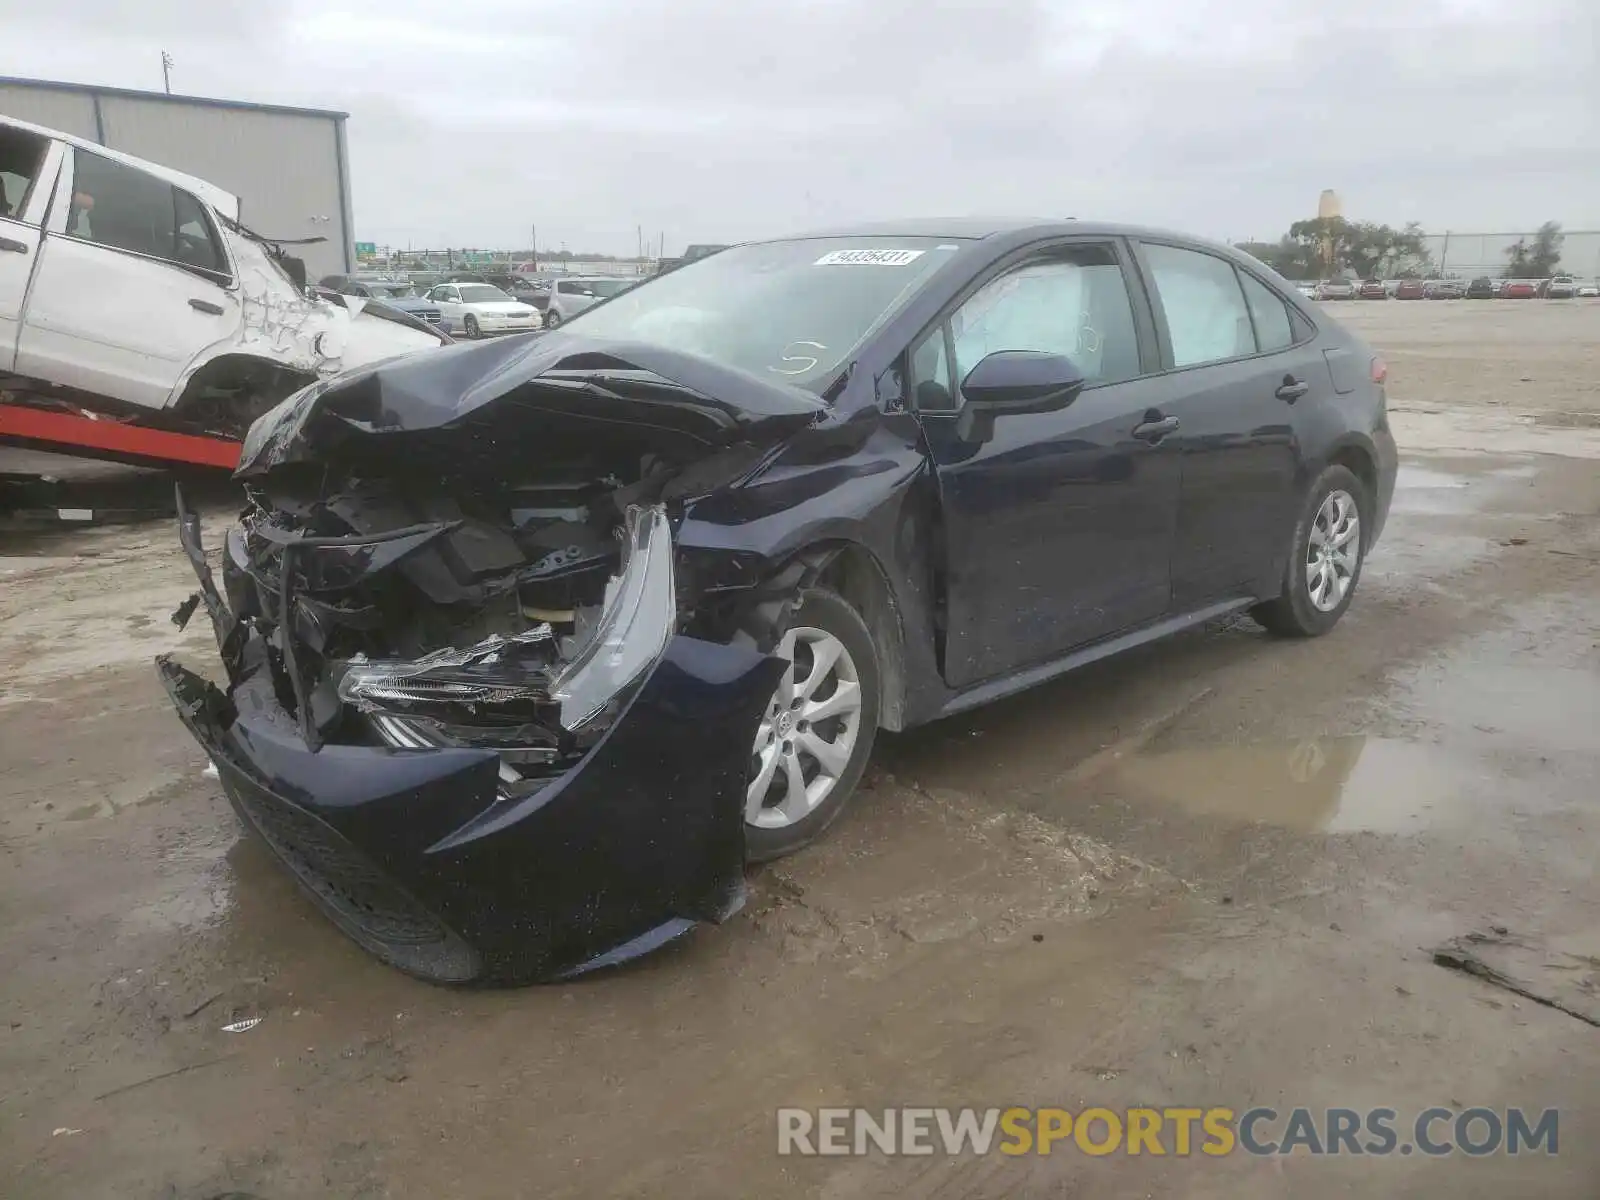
[159,500,782,985]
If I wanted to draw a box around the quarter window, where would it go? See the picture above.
[1142,243,1256,367]
[948,244,1141,389]
[908,326,954,411]
[1238,270,1294,352]
[69,149,226,276]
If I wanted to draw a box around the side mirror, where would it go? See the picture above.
[955,351,1086,442]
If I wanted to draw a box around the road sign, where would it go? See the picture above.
[355,241,377,256]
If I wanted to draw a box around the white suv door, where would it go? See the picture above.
[14,146,239,411]
[0,125,63,368]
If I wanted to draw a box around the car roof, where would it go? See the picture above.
[771,216,1244,244]
[1,112,241,222]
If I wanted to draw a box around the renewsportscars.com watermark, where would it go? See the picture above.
[777,1106,1559,1158]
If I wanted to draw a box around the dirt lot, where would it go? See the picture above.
[3,300,1598,1198]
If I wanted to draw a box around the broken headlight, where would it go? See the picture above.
[549,504,675,731]
[338,505,675,750]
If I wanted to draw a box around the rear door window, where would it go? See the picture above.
[1140,243,1257,367]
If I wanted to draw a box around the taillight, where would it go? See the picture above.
[1370,357,1388,385]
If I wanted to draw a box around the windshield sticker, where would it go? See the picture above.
[814,248,926,267]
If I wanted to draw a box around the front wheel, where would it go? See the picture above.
[463,314,481,339]
[1252,464,1370,637]
[543,309,563,329]
[744,586,880,862]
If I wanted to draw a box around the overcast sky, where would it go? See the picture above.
[4,0,1597,255]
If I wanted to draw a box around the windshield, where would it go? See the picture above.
[460,285,510,303]
[562,236,963,389]
[371,284,417,298]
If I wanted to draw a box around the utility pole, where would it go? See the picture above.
[530,224,537,270]
[160,51,174,94]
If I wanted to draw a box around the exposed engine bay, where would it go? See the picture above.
[179,333,828,794]
[201,452,691,788]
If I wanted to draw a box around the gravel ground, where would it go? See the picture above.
[2,299,1598,1199]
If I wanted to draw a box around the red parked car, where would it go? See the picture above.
[1500,281,1538,299]
[1395,280,1427,300]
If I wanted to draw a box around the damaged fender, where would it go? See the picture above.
[167,234,446,413]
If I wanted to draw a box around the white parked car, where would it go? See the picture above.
[0,114,446,435]
[541,276,636,328]
[423,283,541,338]
[1577,283,1599,298]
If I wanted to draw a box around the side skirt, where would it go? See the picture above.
[935,598,1255,720]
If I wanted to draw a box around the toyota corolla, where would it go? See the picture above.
[160,219,1397,984]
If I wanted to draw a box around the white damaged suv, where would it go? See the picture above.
[1,114,446,435]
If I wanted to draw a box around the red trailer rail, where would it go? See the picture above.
[0,405,240,471]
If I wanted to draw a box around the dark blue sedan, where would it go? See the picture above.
[163,219,1397,983]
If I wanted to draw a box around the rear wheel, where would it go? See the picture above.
[744,586,880,863]
[1252,464,1369,638]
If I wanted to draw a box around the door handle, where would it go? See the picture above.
[1276,377,1310,402]
[189,298,225,315]
[1133,414,1180,443]
[0,236,28,254]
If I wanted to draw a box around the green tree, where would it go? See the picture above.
[1503,221,1564,278]
[1267,217,1432,279]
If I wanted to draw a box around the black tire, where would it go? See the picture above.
[544,309,562,329]
[1251,464,1370,638]
[464,314,481,339]
[745,586,881,863]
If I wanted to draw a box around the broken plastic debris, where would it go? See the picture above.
[52,1127,84,1137]
[221,1017,263,1033]
[202,762,219,779]
[171,592,202,630]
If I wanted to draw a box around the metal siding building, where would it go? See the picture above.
[0,76,353,278]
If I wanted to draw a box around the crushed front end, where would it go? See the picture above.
[158,338,815,983]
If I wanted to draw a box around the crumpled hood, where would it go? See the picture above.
[236,330,829,477]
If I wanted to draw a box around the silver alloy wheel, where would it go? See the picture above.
[746,626,864,829]
[1306,488,1360,612]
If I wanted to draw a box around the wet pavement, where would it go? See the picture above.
[2,301,1599,1198]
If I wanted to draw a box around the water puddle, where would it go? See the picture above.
[1390,659,1600,759]
[1100,735,1480,833]
[1389,463,1480,515]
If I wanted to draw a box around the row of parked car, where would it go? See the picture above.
[315,272,642,338]
[1302,275,1597,301]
